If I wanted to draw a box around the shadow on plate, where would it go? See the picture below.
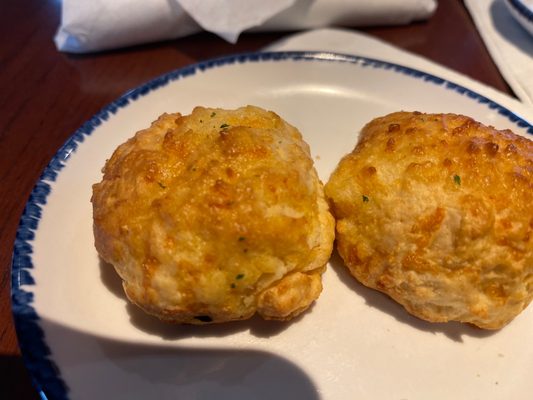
[490,0,533,57]
[34,319,319,400]
[329,250,498,342]
[99,259,309,340]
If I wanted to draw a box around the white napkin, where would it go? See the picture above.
[264,28,533,120]
[54,0,437,53]
[464,0,533,105]
[177,0,295,43]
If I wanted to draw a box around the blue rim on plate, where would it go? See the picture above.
[507,0,533,22]
[10,51,533,400]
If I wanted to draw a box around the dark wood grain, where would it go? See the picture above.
[0,0,515,398]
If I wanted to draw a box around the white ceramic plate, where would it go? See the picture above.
[12,52,533,400]
[505,0,533,37]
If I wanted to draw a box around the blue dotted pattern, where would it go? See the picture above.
[508,0,533,22]
[10,51,533,399]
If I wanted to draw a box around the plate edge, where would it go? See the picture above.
[10,50,533,399]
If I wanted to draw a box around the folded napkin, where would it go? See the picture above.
[464,0,533,105]
[54,0,437,53]
[265,28,533,120]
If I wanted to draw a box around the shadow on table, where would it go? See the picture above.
[490,0,533,57]
[0,355,40,400]
[329,250,499,342]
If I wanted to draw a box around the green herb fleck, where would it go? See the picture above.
[362,195,369,202]
[158,182,166,189]
[238,236,246,241]
[220,123,230,129]
[453,175,461,185]
[210,112,216,117]
[236,273,245,280]
[230,283,236,289]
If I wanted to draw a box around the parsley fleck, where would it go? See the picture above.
[454,175,461,185]
[236,273,245,280]
[230,283,236,289]
[157,182,166,189]
[238,236,246,241]
[220,123,230,129]
[362,195,369,202]
[210,112,216,117]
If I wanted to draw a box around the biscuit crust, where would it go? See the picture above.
[325,111,533,329]
[92,106,334,323]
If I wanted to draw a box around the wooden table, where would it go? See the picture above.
[0,0,516,398]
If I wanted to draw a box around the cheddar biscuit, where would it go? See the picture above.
[325,111,533,329]
[92,106,334,323]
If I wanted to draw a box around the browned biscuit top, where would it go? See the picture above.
[326,111,532,329]
[92,105,334,323]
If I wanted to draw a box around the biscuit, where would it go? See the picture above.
[92,106,334,323]
[325,111,533,329]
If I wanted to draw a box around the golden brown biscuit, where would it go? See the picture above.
[92,105,334,324]
[325,111,533,329]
